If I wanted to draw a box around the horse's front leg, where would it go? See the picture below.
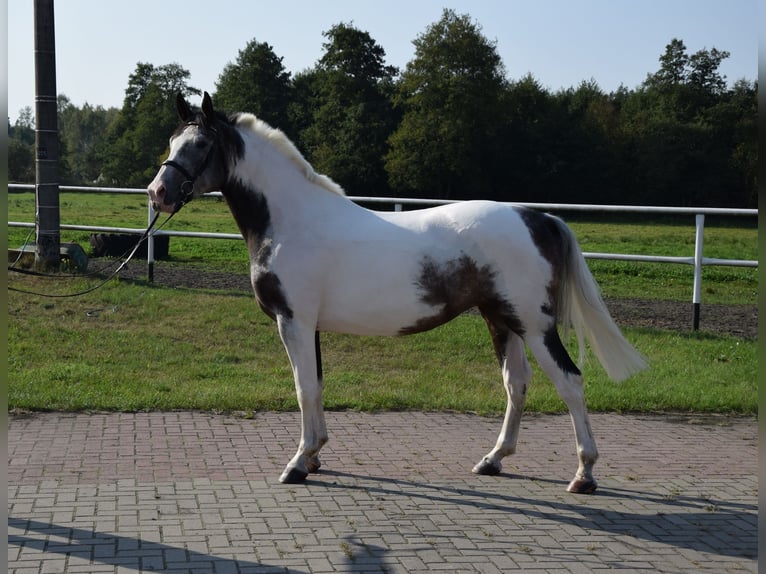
[277,321,328,484]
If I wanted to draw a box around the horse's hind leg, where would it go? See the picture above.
[527,327,599,494]
[473,328,532,476]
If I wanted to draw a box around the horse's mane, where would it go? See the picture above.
[233,113,346,197]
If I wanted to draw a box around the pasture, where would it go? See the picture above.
[7,190,758,415]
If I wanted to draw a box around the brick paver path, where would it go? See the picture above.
[8,411,757,573]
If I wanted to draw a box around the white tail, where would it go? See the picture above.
[555,218,648,382]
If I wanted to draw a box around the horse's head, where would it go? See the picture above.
[147,92,228,213]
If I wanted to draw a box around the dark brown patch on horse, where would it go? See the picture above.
[482,316,510,366]
[221,180,272,255]
[399,254,524,336]
[314,331,323,382]
[175,107,246,163]
[518,209,580,375]
[253,272,293,321]
[518,207,569,319]
[543,325,581,376]
[221,181,285,320]
[517,207,566,266]
[166,107,246,208]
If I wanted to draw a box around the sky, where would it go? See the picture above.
[7,0,759,123]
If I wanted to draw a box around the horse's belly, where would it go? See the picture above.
[316,289,429,336]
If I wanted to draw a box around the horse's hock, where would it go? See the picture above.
[89,233,169,259]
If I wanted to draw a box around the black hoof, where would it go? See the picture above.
[567,476,598,494]
[472,458,502,476]
[279,468,309,484]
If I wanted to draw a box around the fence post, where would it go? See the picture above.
[147,201,155,283]
[692,214,704,330]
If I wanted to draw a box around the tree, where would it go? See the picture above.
[620,39,752,206]
[501,74,559,200]
[644,38,731,120]
[101,62,198,186]
[385,9,508,199]
[688,47,730,95]
[214,40,294,135]
[8,107,36,182]
[298,23,398,195]
[703,79,757,206]
[58,96,119,184]
[543,81,615,203]
[647,38,690,87]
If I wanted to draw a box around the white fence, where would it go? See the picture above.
[8,184,758,329]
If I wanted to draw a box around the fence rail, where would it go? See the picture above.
[8,184,758,330]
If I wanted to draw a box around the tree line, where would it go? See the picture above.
[8,9,756,207]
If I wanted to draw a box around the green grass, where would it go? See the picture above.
[8,189,757,305]
[7,189,758,415]
[568,217,758,303]
[8,278,757,415]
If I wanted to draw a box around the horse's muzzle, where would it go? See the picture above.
[147,180,177,214]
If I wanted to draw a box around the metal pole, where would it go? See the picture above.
[692,214,705,330]
[33,0,60,271]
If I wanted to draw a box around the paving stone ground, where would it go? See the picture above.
[8,411,757,573]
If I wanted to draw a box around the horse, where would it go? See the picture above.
[148,92,647,494]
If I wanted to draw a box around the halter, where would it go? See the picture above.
[161,122,219,213]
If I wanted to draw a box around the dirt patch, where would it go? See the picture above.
[107,259,757,340]
[604,298,757,340]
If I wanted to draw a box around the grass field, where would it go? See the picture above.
[7,189,758,415]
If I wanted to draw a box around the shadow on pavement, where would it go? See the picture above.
[316,469,757,560]
[9,517,391,573]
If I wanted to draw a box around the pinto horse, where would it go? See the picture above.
[148,92,647,493]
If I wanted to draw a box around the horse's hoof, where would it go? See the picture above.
[472,458,502,476]
[279,467,308,484]
[306,456,322,473]
[567,476,598,494]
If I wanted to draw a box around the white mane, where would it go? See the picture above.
[234,113,346,197]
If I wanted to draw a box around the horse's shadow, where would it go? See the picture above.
[8,517,389,574]
[312,469,757,560]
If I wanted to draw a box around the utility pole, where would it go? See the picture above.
[34,0,60,271]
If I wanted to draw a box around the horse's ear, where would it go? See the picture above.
[176,93,193,122]
[202,92,215,124]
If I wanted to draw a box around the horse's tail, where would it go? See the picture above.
[554,217,648,382]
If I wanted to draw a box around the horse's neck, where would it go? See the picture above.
[227,145,351,243]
